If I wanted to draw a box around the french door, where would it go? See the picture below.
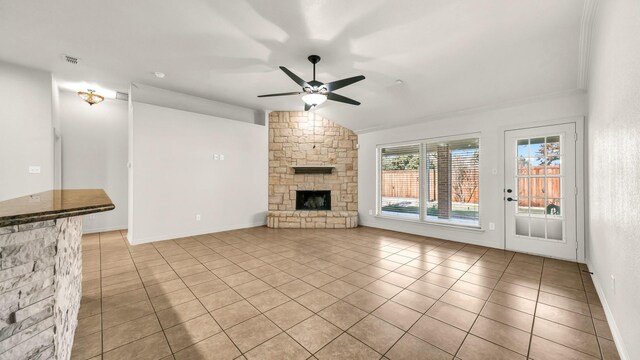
[504,123,577,261]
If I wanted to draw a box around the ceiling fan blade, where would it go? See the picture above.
[279,66,308,87]
[304,103,312,111]
[257,91,302,98]
[324,75,365,92]
[327,92,361,106]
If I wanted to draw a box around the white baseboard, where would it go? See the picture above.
[127,221,267,245]
[586,259,630,360]
[83,225,128,234]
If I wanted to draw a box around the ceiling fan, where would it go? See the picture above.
[258,55,365,111]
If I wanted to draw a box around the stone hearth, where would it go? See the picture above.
[267,111,358,228]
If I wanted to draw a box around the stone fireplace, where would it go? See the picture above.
[267,111,358,228]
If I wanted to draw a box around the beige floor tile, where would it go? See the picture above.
[409,315,466,355]
[233,279,272,298]
[189,279,229,298]
[535,303,595,334]
[157,299,207,329]
[165,313,222,352]
[261,271,297,287]
[295,289,339,312]
[150,288,196,311]
[406,281,447,299]
[264,300,314,330]
[386,333,453,360]
[420,273,457,288]
[227,315,282,352]
[363,280,404,299]
[599,337,621,360]
[277,279,316,298]
[348,315,404,354]
[479,302,533,332]
[373,301,421,331]
[344,289,387,312]
[457,334,525,360]
[103,332,172,360]
[181,271,218,287]
[538,291,591,316]
[380,272,416,288]
[440,290,485,313]
[533,317,600,358]
[221,271,258,287]
[470,316,530,356]
[71,332,102,360]
[287,315,342,353]
[146,279,187,298]
[318,300,368,330]
[426,301,477,331]
[488,291,536,315]
[244,333,310,360]
[392,289,436,313]
[451,281,492,300]
[301,272,336,288]
[199,288,242,311]
[529,335,599,360]
[75,314,101,338]
[211,300,260,329]
[102,288,148,312]
[103,314,161,351]
[315,333,381,360]
[246,288,290,312]
[320,280,359,299]
[173,331,241,360]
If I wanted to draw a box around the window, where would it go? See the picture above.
[378,136,480,228]
[380,144,421,220]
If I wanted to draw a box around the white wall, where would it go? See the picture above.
[586,0,640,358]
[358,92,587,251]
[0,61,53,201]
[128,101,268,244]
[58,90,129,233]
[132,83,265,125]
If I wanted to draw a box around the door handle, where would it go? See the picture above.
[506,197,518,202]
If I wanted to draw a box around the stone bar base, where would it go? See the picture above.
[267,211,358,229]
[0,217,82,360]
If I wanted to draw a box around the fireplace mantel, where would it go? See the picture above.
[291,166,335,174]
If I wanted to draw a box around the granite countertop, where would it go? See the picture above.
[0,189,115,227]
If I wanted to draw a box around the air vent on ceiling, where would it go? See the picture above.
[62,54,79,65]
[115,92,129,101]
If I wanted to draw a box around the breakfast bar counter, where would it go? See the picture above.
[0,189,114,360]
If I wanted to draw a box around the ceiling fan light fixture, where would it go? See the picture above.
[77,89,105,106]
[302,93,327,106]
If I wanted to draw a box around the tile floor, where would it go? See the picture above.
[71,226,620,360]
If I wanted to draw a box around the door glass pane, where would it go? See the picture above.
[546,157,561,175]
[546,136,561,156]
[546,177,561,198]
[516,217,529,236]
[530,218,546,238]
[530,198,545,215]
[517,198,529,214]
[547,198,561,216]
[547,219,563,240]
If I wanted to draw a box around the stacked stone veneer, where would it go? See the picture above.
[268,111,358,228]
[0,217,82,360]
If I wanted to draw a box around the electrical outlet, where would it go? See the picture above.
[213,154,219,160]
[196,214,201,221]
[220,154,225,160]
[489,222,495,230]
[29,166,41,174]
[611,275,615,295]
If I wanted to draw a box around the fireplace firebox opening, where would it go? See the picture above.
[296,191,331,210]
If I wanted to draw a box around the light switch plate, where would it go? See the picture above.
[29,166,41,174]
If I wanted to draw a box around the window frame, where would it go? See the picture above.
[376,134,482,229]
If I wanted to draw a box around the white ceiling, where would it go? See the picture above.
[0,0,587,132]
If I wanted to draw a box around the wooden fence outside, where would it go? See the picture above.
[382,165,559,206]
